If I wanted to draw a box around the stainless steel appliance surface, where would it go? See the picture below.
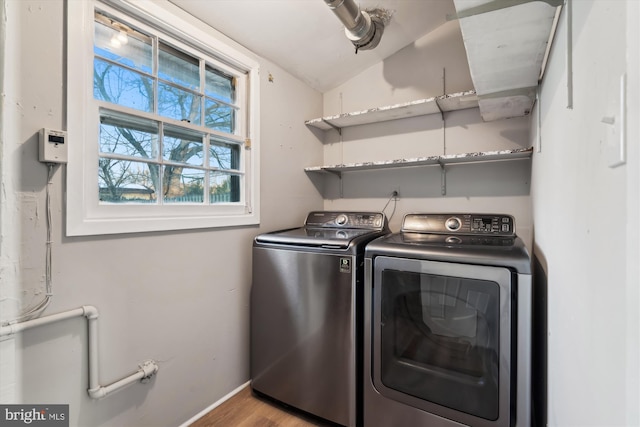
[364,213,532,427]
[251,211,389,427]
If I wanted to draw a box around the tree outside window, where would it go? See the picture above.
[94,11,242,205]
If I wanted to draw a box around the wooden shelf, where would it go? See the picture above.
[304,147,533,175]
[305,90,478,131]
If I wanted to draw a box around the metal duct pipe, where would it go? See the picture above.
[325,0,362,30]
[324,0,385,53]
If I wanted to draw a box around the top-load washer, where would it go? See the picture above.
[251,211,389,427]
[363,213,532,427]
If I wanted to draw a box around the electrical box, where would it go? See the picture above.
[39,128,68,163]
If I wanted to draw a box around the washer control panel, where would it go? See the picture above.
[305,211,386,230]
[402,213,515,236]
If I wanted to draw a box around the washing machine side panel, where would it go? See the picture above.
[250,246,355,426]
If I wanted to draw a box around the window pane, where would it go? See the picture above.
[205,99,235,133]
[89,8,249,217]
[210,172,240,203]
[163,125,203,166]
[98,159,158,203]
[163,167,205,203]
[205,65,235,103]
[94,17,152,74]
[100,110,158,159]
[158,82,202,125]
[209,140,240,170]
[94,58,154,112]
[159,42,199,90]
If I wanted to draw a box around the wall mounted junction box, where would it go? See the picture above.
[39,128,68,163]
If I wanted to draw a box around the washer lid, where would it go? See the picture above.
[255,227,377,248]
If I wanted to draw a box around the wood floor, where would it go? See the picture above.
[190,385,338,427]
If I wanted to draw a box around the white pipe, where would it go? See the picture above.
[89,361,159,399]
[0,305,159,399]
[87,307,101,393]
[1,307,86,334]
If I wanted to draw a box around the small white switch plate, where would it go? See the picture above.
[39,128,68,163]
[603,74,626,168]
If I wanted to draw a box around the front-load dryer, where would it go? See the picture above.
[363,213,532,427]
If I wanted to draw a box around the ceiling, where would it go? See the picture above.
[169,0,459,93]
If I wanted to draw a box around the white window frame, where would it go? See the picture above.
[67,0,260,236]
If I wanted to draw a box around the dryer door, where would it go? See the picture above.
[371,257,514,427]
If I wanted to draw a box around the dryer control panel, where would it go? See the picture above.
[402,213,515,236]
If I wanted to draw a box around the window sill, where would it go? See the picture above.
[66,210,260,236]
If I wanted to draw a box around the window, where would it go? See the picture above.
[67,0,260,236]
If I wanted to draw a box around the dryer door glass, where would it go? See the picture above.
[375,266,506,421]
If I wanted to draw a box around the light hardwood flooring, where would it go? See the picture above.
[190,385,338,427]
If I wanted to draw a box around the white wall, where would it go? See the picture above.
[323,19,474,115]
[317,19,533,245]
[531,0,640,425]
[0,1,323,426]
[4,1,638,426]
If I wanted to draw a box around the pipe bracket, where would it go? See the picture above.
[139,360,160,381]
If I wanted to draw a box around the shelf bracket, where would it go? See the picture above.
[322,119,342,136]
[434,98,445,122]
[324,169,342,179]
[438,161,447,196]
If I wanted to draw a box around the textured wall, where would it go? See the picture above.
[531,0,639,425]
[0,1,323,425]
[316,17,533,244]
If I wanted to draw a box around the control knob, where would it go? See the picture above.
[445,217,462,232]
[335,214,348,226]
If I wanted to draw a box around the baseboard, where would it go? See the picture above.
[178,380,251,427]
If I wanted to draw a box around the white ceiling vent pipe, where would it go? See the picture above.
[0,305,159,399]
[324,0,386,53]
